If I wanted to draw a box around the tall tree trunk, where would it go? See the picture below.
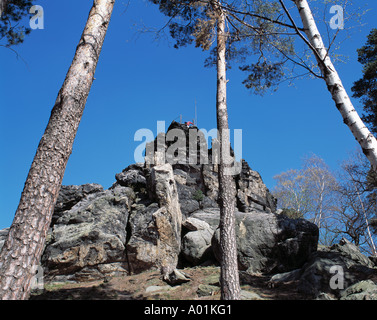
[0,0,115,300]
[293,0,377,172]
[215,1,241,300]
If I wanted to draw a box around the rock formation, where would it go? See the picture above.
[206,210,318,274]
[41,184,131,282]
[268,238,377,299]
[0,122,314,280]
[2,121,357,297]
[2,121,377,300]
[33,121,295,281]
[127,163,182,280]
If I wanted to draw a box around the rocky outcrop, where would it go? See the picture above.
[34,121,316,282]
[297,238,376,299]
[146,121,277,216]
[126,163,182,278]
[2,120,376,300]
[236,160,277,213]
[0,121,326,291]
[181,217,215,265]
[36,129,275,281]
[0,228,9,252]
[269,238,377,299]
[190,209,318,273]
[42,185,132,282]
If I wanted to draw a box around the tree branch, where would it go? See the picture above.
[226,10,323,79]
[278,0,325,70]
[202,0,306,32]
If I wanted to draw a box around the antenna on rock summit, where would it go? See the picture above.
[194,99,198,127]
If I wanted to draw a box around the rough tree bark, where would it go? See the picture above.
[292,0,377,171]
[0,0,115,300]
[214,1,241,300]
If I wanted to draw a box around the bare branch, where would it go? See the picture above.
[278,0,325,71]
[226,10,322,79]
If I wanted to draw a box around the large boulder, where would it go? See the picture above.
[0,228,9,252]
[52,183,104,223]
[340,280,377,300]
[192,209,319,274]
[42,185,132,282]
[297,238,377,298]
[269,238,377,299]
[114,163,147,190]
[181,217,215,265]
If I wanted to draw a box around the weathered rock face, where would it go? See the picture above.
[151,164,182,273]
[52,184,105,223]
[145,121,277,216]
[42,185,132,282]
[340,280,377,300]
[297,238,376,298]
[268,237,377,300]
[0,228,9,252]
[181,217,215,265]
[236,160,277,213]
[191,209,319,273]
[126,163,182,276]
[40,163,184,281]
[0,121,319,284]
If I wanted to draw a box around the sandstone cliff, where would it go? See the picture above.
[4,122,376,300]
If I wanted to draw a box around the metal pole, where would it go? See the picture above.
[194,100,197,126]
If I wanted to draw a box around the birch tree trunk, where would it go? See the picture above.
[0,0,115,300]
[0,0,7,17]
[215,1,241,300]
[292,0,377,172]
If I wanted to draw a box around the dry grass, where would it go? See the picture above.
[31,266,305,300]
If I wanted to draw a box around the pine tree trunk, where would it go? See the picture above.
[215,2,241,300]
[293,0,377,171]
[0,0,115,300]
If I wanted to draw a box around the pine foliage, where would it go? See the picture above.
[0,0,34,47]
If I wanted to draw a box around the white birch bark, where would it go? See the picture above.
[293,0,377,171]
[0,0,7,17]
[355,187,377,256]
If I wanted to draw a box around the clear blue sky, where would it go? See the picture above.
[0,0,376,229]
